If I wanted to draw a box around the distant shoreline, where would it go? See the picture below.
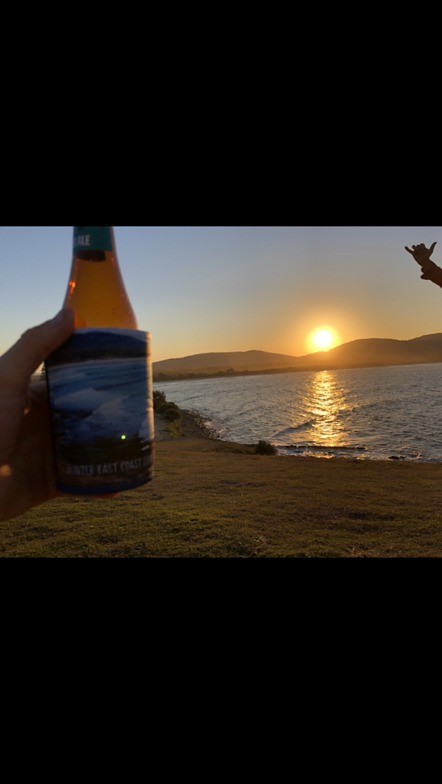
[153,358,442,383]
[153,333,442,381]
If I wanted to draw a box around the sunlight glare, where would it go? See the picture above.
[308,326,340,353]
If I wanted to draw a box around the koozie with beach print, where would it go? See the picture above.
[46,328,154,495]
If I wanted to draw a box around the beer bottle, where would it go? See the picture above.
[46,226,154,496]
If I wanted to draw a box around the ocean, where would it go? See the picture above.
[154,362,442,462]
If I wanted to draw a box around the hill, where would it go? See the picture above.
[154,349,305,377]
[152,333,442,380]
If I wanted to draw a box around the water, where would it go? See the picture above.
[154,363,442,462]
[48,357,151,444]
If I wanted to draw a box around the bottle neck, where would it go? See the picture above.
[73,226,114,256]
[65,226,139,329]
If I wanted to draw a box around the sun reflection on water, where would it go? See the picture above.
[302,370,349,448]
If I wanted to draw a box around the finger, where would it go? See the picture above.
[0,309,75,390]
[405,245,422,262]
[429,241,437,255]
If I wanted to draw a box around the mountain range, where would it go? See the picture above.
[153,333,442,380]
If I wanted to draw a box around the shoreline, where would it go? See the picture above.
[152,358,442,383]
[155,406,442,464]
[155,407,222,443]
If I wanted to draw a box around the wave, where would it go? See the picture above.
[273,421,315,439]
[278,442,367,453]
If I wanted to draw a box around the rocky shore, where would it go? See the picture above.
[154,408,217,442]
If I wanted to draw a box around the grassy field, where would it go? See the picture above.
[3,433,442,557]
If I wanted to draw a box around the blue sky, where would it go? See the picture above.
[1,226,441,363]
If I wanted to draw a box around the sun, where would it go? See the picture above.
[308,326,340,353]
[314,329,334,349]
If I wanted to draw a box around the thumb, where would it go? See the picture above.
[429,241,437,255]
[0,309,75,389]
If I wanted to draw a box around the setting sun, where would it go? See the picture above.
[308,326,340,353]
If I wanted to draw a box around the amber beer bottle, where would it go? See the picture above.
[45,226,154,495]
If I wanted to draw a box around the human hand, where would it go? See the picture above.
[0,309,75,522]
[405,242,437,267]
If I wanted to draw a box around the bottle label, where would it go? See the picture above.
[46,328,154,495]
[73,227,113,254]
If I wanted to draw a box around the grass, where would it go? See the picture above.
[3,436,442,557]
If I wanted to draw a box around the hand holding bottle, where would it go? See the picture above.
[0,309,75,522]
[46,227,154,496]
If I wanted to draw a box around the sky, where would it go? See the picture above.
[1,225,442,363]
